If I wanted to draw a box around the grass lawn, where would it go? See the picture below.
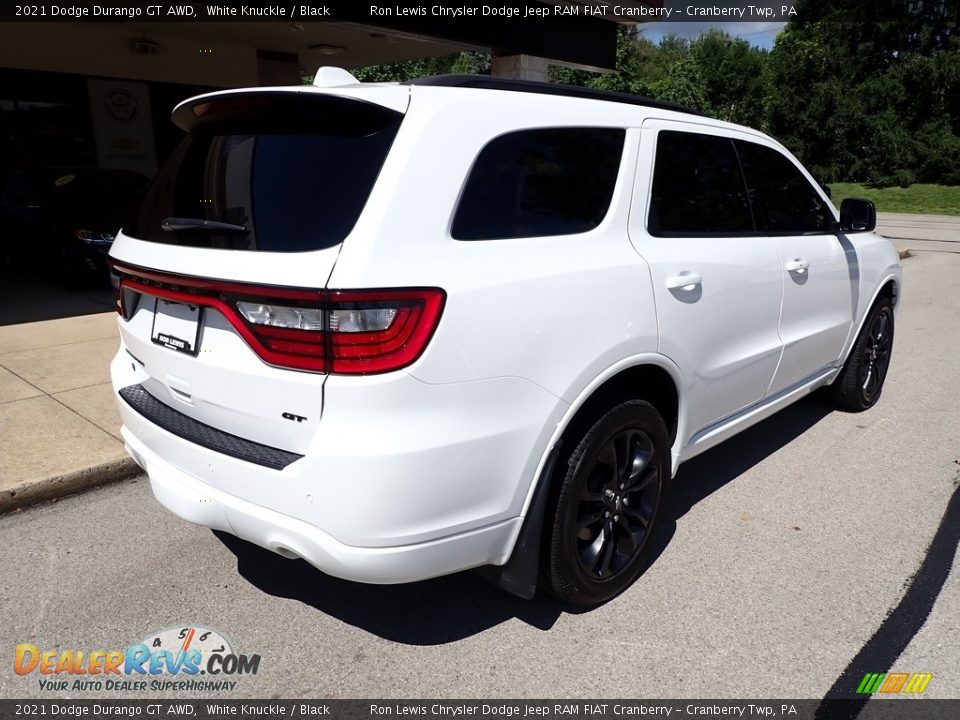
[829,183,960,216]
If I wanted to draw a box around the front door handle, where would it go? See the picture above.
[785,258,810,274]
[665,272,702,290]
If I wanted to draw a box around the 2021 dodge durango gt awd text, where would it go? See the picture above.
[109,69,901,607]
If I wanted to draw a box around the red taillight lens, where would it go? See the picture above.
[235,289,444,374]
[112,264,444,376]
[327,291,444,374]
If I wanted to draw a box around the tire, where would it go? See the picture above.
[542,399,670,607]
[827,298,895,412]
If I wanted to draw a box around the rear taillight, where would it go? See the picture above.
[110,263,445,376]
[235,290,444,374]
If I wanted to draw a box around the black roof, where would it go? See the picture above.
[403,75,704,117]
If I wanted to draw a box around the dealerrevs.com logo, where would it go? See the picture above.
[13,625,261,693]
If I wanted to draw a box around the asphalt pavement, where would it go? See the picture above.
[1,248,958,700]
[876,213,960,255]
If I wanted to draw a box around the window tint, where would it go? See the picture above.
[452,128,624,241]
[132,96,401,251]
[735,140,834,234]
[648,131,752,236]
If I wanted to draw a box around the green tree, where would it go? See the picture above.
[314,1,960,186]
[689,30,770,127]
[648,56,709,113]
[551,25,656,94]
[767,0,960,185]
[303,51,490,86]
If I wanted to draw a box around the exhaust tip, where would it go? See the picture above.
[271,544,300,560]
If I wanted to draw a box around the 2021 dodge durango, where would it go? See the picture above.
[108,69,901,606]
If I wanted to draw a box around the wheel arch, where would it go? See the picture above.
[533,355,684,515]
[478,355,683,599]
[842,274,900,365]
[556,362,682,452]
[873,275,899,307]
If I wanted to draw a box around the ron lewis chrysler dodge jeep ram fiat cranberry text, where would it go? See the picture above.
[109,68,901,606]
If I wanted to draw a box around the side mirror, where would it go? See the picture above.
[839,197,876,233]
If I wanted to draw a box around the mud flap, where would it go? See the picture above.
[474,441,562,599]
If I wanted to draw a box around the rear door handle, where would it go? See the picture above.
[665,272,702,290]
[785,258,810,273]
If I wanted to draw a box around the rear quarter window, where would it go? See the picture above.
[452,127,625,241]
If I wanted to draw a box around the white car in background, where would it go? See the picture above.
[109,68,901,607]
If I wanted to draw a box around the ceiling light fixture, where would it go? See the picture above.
[307,43,347,55]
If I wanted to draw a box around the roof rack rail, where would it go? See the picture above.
[402,74,704,117]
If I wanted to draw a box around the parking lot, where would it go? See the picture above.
[1,244,958,700]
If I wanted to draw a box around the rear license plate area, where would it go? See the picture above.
[151,298,202,356]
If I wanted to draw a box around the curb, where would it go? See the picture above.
[0,456,141,514]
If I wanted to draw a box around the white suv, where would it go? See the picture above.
[109,68,901,606]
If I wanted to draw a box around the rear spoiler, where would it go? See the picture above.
[171,87,409,132]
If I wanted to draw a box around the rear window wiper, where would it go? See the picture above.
[161,217,248,233]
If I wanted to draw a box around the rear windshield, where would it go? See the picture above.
[131,95,402,252]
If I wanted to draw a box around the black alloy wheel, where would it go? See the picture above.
[575,428,660,580]
[543,399,670,606]
[827,298,895,412]
[859,306,893,404]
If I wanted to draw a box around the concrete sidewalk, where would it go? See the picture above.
[0,213,950,513]
[0,311,138,511]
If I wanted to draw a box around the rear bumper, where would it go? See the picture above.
[119,383,303,471]
[124,428,522,584]
[112,344,564,584]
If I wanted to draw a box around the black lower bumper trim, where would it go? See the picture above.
[119,384,303,471]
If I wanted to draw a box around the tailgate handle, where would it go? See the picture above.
[166,375,193,403]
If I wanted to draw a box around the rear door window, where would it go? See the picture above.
[734,140,834,234]
[648,130,753,236]
[452,127,625,241]
[132,95,402,251]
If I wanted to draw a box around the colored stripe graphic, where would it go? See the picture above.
[903,673,934,694]
[856,673,885,694]
[857,672,933,694]
[880,673,909,693]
